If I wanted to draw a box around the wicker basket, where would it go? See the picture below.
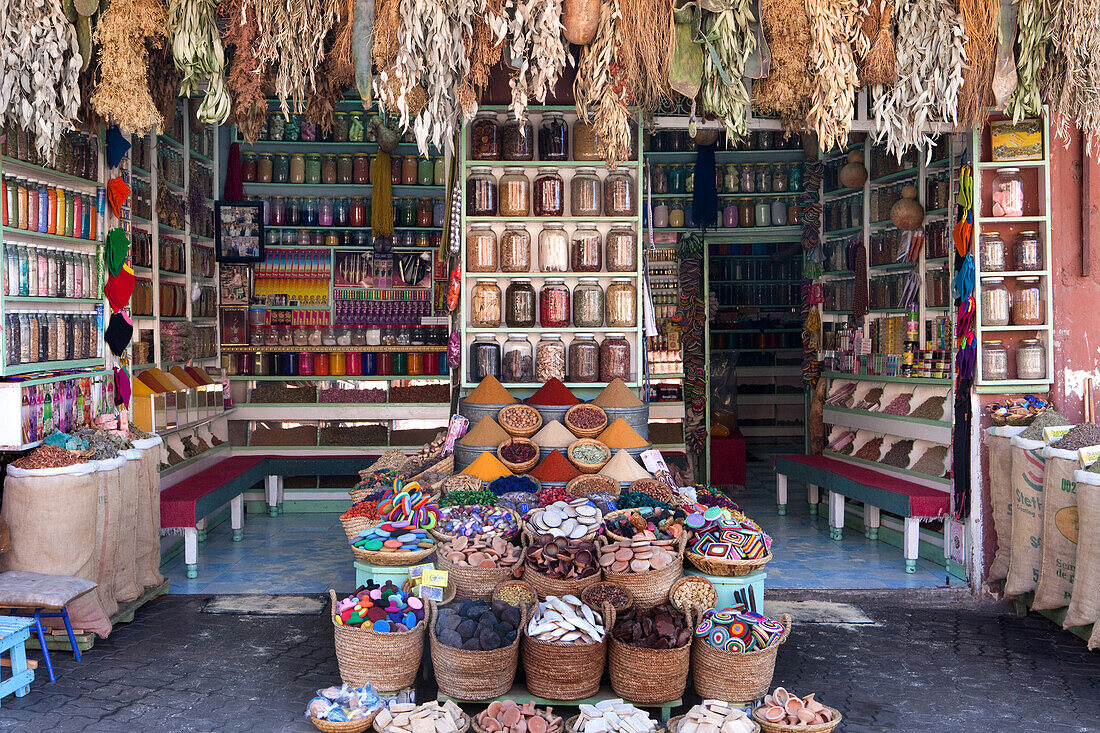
[359,450,407,478]
[522,563,603,600]
[580,582,634,614]
[497,437,540,474]
[434,543,523,601]
[491,578,538,608]
[693,613,791,701]
[564,404,608,439]
[329,589,424,689]
[565,474,621,498]
[349,485,381,504]
[599,534,687,609]
[522,510,602,544]
[521,601,614,700]
[666,715,759,733]
[401,577,456,605]
[667,575,718,613]
[751,706,841,733]
[607,632,691,704]
[441,474,483,495]
[375,712,471,733]
[407,455,454,490]
[567,438,611,474]
[311,711,379,733]
[341,515,383,542]
[352,544,436,567]
[685,549,772,577]
[428,506,524,544]
[600,508,669,543]
[498,403,543,438]
[427,600,529,701]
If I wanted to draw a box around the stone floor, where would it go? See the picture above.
[1,591,1097,732]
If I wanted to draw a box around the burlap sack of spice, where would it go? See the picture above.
[132,437,165,589]
[91,456,126,619]
[112,450,145,602]
[1,462,112,637]
[986,426,1026,583]
[1004,435,1048,597]
[1065,471,1100,629]
[1032,448,1080,610]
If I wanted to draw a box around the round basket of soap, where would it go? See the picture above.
[598,533,686,609]
[435,535,524,601]
[521,594,614,700]
[523,499,604,543]
[601,507,688,544]
[427,598,532,701]
[580,581,635,615]
[567,439,611,474]
[666,702,760,733]
[694,612,791,702]
[473,702,565,733]
[430,505,524,544]
[607,602,694,704]
[752,689,840,733]
[496,437,540,474]
[564,702,660,733]
[521,535,603,600]
[373,702,470,733]
[564,404,608,439]
[498,403,543,438]
[565,474,621,499]
[350,524,436,567]
[328,588,426,691]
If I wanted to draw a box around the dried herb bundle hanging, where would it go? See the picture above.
[1005,0,1052,122]
[461,0,506,105]
[507,0,568,124]
[220,0,269,143]
[858,0,897,86]
[1044,0,1100,153]
[148,44,184,127]
[252,0,341,118]
[805,0,865,153]
[751,0,813,134]
[700,0,756,144]
[616,0,673,115]
[574,0,632,165]
[955,0,998,130]
[306,0,356,133]
[91,0,168,137]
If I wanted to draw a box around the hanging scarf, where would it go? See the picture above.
[672,232,707,473]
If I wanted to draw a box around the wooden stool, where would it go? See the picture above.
[0,617,35,705]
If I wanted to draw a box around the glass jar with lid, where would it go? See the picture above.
[1015,230,1042,271]
[256,154,274,182]
[538,113,569,161]
[539,278,570,328]
[467,225,498,272]
[471,280,503,327]
[724,164,740,192]
[979,232,1006,272]
[992,167,1025,217]
[502,334,535,383]
[499,167,531,216]
[471,112,501,160]
[755,164,771,193]
[605,224,637,272]
[538,223,569,272]
[982,340,1009,381]
[572,121,601,161]
[980,277,1010,326]
[1011,276,1043,325]
[606,279,637,327]
[502,115,534,160]
[570,168,601,216]
[771,163,787,192]
[573,278,604,328]
[534,168,564,216]
[604,170,635,216]
[600,333,632,382]
[740,164,754,193]
[568,333,600,382]
[467,167,497,216]
[470,335,501,382]
[571,225,602,272]
[500,224,532,272]
[321,154,338,184]
[1017,338,1046,380]
[755,198,771,227]
[770,198,788,226]
[505,278,536,327]
[536,334,566,382]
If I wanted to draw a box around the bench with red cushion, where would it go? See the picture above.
[774,453,950,572]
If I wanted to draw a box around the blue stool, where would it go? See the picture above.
[0,616,35,704]
[3,606,83,683]
[0,570,97,684]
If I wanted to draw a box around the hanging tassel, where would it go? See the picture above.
[371,150,394,237]
[692,144,718,229]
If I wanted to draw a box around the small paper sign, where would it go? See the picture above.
[408,563,433,580]
[423,568,449,588]
[1044,425,1073,444]
[419,585,444,602]
[1077,445,1100,468]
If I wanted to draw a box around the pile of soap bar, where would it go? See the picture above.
[598,535,676,573]
[352,522,434,554]
[677,700,755,733]
[435,598,522,650]
[306,683,382,723]
[526,595,604,643]
[529,499,603,539]
[334,581,425,631]
[375,700,466,733]
[524,536,600,580]
[441,535,523,569]
[573,699,657,733]
[612,603,692,649]
[476,701,563,733]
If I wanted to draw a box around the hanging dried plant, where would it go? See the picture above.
[700,1,756,144]
[574,0,631,165]
[91,0,168,137]
[858,0,897,86]
[220,0,269,143]
[461,0,506,103]
[507,0,568,125]
[77,58,104,132]
[615,0,673,115]
[751,0,813,133]
[870,0,966,161]
[805,0,865,153]
[373,0,402,70]
[306,2,356,133]
[252,0,341,118]
[1045,0,1100,154]
[955,0,998,130]
[0,0,83,164]
[1005,0,1052,122]
[148,43,184,127]
[167,0,232,124]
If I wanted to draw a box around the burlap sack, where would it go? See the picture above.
[114,449,144,602]
[1032,449,1080,610]
[91,456,126,618]
[0,462,112,637]
[986,426,1026,583]
[1065,471,1100,629]
[132,436,165,588]
[1004,436,1047,597]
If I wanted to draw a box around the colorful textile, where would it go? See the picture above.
[695,608,785,652]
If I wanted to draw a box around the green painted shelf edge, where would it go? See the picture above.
[822,449,951,485]
[823,371,952,386]
[824,405,951,429]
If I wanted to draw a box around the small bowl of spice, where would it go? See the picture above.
[497,403,543,438]
[564,403,609,439]
[567,439,612,474]
[497,437,541,473]
[566,474,621,499]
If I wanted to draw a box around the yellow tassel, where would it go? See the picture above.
[372,151,394,237]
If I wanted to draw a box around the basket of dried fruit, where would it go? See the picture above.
[567,439,611,474]
[564,403,608,439]
[496,437,540,473]
[497,403,543,438]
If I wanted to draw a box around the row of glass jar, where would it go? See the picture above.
[471,333,632,384]
[467,223,636,273]
[653,198,797,229]
[470,278,637,329]
[650,162,803,195]
[4,244,99,300]
[0,126,99,182]
[249,324,448,349]
[157,145,185,187]
[824,193,862,231]
[266,228,442,250]
[467,167,636,217]
[2,176,101,242]
[982,339,1046,381]
[230,350,449,378]
[243,152,445,187]
[5,311,101,366]
[262,111,369,144]
[647,129,804,152]
[469,112,637,162]
[980,277,1044,326]
[258,195,445,229]
[978,230,1043,272]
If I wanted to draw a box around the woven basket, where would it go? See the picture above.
[751,706,841,733]
[407,455,454,489]
[567,439,611,474]
[491,578,539,608]
[352,544,435,567]
[522,563,602,600]
[685,550,772,577]
[441,474,483,495]
[349,485,381,504]
[580,582,634,614]
[565,474,621,498]
[521,601,614,700]
[472,711,563,733]
[498,403,543,438]
[522,510,602,544]
[693,614,791,701]
[401,577,456,606]
[607,633,691,704]
[375,712,471,733]
[668,575,718,613]
[341,515,382,542]
[497,437,540,473]
[429,506,524,544]
[599,534,687,609]
[329,589,424,690]
[666,716,759,733]
[600,508,669,543]
[427,600,529,701]
[311,711,379,733]
[564,404,608,438]
[434,544,523,601]
[359,450,407,477]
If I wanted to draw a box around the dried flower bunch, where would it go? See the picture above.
[955,0,998,130]
[1045,0,1100,154]
[252,0,341,119]
[805,0,865,153]
[858,0,897,87]
[462,0,507,107]
[306,0,357,133]
[751,0,813,133]
[91,0,168,136]
[614,0,672,115]
[0,0,84,163]
[220,0,268,143]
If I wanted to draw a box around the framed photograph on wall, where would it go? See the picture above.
[214,200,266,263]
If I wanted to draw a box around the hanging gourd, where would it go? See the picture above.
[563,0,600,44]
[890,184,925,230]
[838,150,868,189]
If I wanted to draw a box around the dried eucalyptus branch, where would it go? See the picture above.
[251,0,341,118]
[700,0,756,145]
[168,0,232,123]
[507,0,568,126]
[1005,0,1051,122]
[574,0,631,165]
[805,0,864,153]
[1045,0,1100,154]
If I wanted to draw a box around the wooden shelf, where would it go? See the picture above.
[824,371,953,386]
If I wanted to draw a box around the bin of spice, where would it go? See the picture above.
[524,377,582,425]
[567,439,612,474]
[497,437,541,473]
[591,378,649,439]
[497,403,543,439]
[459,376,519,426]
[564,403,609,439]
